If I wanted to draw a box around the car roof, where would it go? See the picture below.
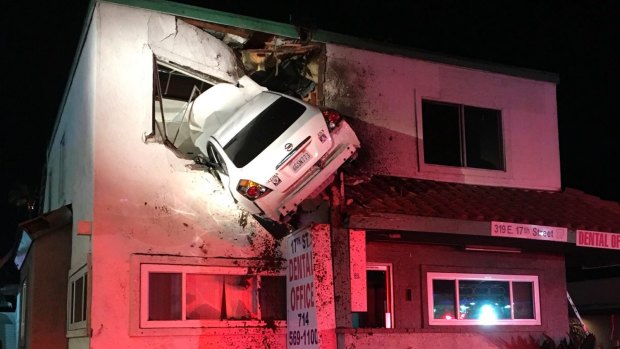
[211,91,299,146]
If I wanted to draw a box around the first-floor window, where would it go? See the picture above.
[140,264,285,328]
[19,280,28,348]
[427,272,540,325]
[67,266,88,331]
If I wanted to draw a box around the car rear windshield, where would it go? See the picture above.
[224,96,306,168]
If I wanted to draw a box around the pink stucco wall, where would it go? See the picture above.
[365,242,568,343]
[89,3,286,348]
[324,44,561,191]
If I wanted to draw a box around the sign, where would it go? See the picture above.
[285,228,319,349]
[577,230,620,250]
[491,221,568,242]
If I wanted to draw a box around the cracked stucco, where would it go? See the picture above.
[147,15,239,83]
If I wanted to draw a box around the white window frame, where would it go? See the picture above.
[18,280,28,349]
[67,265,89,332]
[59,133,66,205]
[366,263,395,329]
[140,264,284,329]
[426,272,540,326]
[150,57,215,155]
[416,96,512,180]
[46,171,53,212]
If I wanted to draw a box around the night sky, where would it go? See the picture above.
[2,1,620,251]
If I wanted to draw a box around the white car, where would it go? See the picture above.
[194,87,360,222]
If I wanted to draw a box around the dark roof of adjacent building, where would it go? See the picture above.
[345,175,620,234]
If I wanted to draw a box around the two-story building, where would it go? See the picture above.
[13,0,620,348]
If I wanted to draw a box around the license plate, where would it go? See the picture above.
[291,152,312,172]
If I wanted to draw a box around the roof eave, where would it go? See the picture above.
[347,212,578,244]
[19,205,73,241]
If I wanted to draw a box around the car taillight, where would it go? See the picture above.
[321,108,342,130]
[237,180,272,200]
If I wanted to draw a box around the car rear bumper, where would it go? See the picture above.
[256,120,360,221]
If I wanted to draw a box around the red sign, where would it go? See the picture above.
[576,230,620,250]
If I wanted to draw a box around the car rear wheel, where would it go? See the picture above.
[252,214,294,240]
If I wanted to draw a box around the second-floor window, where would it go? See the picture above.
[422,100,504,171]
[59,134,65,204]
[152,58,215,159]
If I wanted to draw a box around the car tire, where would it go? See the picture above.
[252,214,294,240]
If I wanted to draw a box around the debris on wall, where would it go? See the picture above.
[324,58,376,118]
[148,15,241,84]
[150,17,326,160]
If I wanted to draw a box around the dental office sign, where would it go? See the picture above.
[577,230,620,250]
[491,221,568,242]
[285,228,319,349]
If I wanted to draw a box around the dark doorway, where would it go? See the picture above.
[360,264,393,328]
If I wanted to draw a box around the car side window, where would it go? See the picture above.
[207,142,228,175]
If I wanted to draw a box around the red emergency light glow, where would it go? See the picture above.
[246,186,260,198]
[236,179,271,200]
[321,109,342,130]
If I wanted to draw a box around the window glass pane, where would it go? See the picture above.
[432,279,456,319]
[464,106,504,170]
[83,274,88,321]
[70,279,75,323]
[149,273,182,320]
[422,101,462,167]
[512,282,535,319]
[259,276,287,320]
[153,62,211,157]
[224,96,306,168]
[157,67,207,101]
[157,99,190,142]
[186,274,224,320]
[19,281,27,343]
[224,275,257,320]
[458,280,510,321]
[73,277,84,323]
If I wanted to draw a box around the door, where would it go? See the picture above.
[363,264,394,328]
